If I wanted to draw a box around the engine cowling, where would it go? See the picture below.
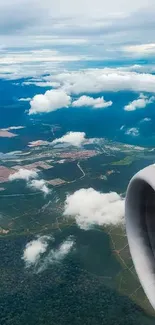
[125,164,155,309]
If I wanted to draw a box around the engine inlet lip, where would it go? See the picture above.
[125,164,155,310]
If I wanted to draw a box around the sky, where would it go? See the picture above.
[1,0,155,79]
[1,0,155,147]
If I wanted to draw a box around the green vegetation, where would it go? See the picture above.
[110,155,136,166]
[107,225,155,316]
[1,138,155,324]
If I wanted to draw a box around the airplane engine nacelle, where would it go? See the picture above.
[125,164,155,309]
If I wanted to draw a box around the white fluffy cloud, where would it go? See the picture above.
[22,236,49,267]
[9,168,38,181]
[124,93,155,111]
[63,188,124,230]
[29,89,71,115]
[52,131,86,147]
[29,179,50,195]
[37,237,74,273]
[44,68,155,94]
[125,127,139,136]
[22,235,74,272]
[9,168,50,195]
[72,95,113,108]
[52,239,74,261]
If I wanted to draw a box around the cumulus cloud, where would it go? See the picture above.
[29,179,50,195]
[50,238,74,261]
[9,168,38,181]
[124,93,155,111]
[52,131,86,147]
[44,68,155,95]
[37,237,74,273]
[72,95,113,108]
[125,127,139,136]
[29,89,71,115]
[63,188,124,230]
[22,236,49,267]
[22,234,74,272]
[9,168,50,196]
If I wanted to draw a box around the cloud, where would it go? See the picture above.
[29,89,71,115]
[7,126,25,130]
[9,168,38,181]
[52,131,86,147]
[22,235,74,272]
[123,43,155,56]
[29,179,50,195]
[44,68,155,94]
[125,127,139,136]
[18,97,31,101]
[50,238,74,261]
[37,237,74,273]
[141,117,151,122]
[63,188,124,230]
[0,50,89,80]
[28,140,50,147]
[1,2,155,84]
[124,93,155,111]
[9,168,50,195]
[2,126,25,131]
[22,236,49,267]
[0,0,153,36]
[72,95,113,108]
[29,81,61,88]
[0,2,155,80]
[0,0,154,40]
[0,49,86,65]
